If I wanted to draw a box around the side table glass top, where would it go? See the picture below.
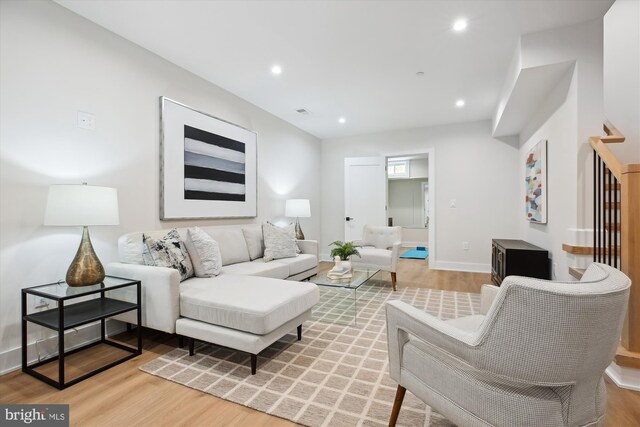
[308,268,379,289]
[23,276,138,300]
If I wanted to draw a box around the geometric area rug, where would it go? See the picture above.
[140,280,479,426]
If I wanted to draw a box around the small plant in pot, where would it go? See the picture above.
[329,241,361,273]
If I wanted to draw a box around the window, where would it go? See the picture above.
[387,160,410,178]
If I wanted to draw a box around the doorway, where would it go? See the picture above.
[386,154,430,249]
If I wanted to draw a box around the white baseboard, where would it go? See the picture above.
[429,261,491,274]
[0,320,126,375]
[606,362,640,391]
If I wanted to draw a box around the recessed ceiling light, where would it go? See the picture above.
[452,19,468,32]
[456,99,465,107]
[271,65,282,75]
[338,117,346,124]
[416,71,425,77]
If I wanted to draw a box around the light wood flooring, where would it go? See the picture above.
[2,259,639,426]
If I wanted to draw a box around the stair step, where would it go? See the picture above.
[605,223,620,232]
[569,267,586,280]
[605,202,621,209]
[562,243,621,255]
[605,183,621,191]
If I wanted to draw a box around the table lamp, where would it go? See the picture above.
[285,199,310,240]
[44,183,120,287]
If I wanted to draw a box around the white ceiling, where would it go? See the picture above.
[55,0,613,140]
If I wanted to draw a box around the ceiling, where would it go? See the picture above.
[55,0,613,140]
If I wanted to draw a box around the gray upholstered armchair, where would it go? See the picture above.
[386,263,631,427]
[351,225,402,291]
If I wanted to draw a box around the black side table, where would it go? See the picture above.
[22,276,142,389]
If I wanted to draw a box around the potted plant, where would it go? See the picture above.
[329,240,361,273]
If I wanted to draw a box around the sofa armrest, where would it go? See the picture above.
[106,262,181,333]
[480,284,500,315]
[296,240,318,259]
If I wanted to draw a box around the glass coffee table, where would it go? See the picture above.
[307,266,379,326]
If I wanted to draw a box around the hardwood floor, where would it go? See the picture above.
[2,259,639,426]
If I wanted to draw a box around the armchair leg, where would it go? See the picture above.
[391,272,397,291]
[389,385,406,427]
[188,338,195,356]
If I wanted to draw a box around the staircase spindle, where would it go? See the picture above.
[614,175,619,268]
[608,168,612,266]
[593,149,597,262]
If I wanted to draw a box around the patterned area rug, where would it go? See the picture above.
[140,279,479,426]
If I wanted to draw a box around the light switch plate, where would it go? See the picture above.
[77,111,95,130]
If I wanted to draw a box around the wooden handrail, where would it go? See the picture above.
[589,122,626,180]
[589,136,623,180]
[602,121,626,143]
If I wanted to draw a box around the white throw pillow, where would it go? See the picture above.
[184,227,222,277]
[262,222,299,262]
[143,229,194,281]
[242,226,265,260]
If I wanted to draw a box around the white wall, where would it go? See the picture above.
[0,0,321,372]
[604,0,640,163]
[321,120,520,272]
[519,20,604,228]
[409,158,429,178]
[519,69,578,281]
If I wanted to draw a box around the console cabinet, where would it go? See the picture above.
[491,239,550,286]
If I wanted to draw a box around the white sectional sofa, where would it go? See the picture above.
[105,225,319,373]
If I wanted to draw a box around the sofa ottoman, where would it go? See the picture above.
[176,275,319,374]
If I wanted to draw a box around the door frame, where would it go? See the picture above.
[384,148,436,266]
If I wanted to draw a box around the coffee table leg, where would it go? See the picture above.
[353,288,357,327]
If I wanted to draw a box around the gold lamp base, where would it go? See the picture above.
[294,217,305,240]
[66,226,105,287]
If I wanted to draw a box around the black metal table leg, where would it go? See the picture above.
[21,291,27,372]
[137,282,142,354]
[58,300,65,389]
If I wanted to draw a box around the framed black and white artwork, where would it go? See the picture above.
[160,97,257,219]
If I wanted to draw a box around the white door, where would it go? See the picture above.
[344,157,387,241]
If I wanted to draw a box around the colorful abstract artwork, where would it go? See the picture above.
[525,140,547,223]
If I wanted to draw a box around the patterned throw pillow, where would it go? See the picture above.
[142,229,194,281]
[262,222,299,262]
[184,227,222,277]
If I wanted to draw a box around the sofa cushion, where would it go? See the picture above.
[180,275,319,334]
[272,254,318,276]
[354,246,393,268]
[184,227,222,277]
[263,222,298,262]
[143,229,194,281]
[203,228,251,266]
[119,230,172,265]
[221,260,289,279]
[242,226,265,260]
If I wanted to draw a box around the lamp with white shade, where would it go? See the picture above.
[44,183,120,287]
[285,199,310,240]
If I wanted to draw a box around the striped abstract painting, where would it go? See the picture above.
[183,125,246,202]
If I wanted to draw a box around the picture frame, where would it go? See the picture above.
[525,139,547,223]
[160,97,257,219]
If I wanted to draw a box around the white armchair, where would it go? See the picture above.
[351,225,402,291]
[386,263,631,427]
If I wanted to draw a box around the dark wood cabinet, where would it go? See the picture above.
[491,239,550,286]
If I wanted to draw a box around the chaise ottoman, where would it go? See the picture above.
[175,275,319,374]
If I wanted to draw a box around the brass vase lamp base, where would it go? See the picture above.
[66,226,105,287]
[294,217,305,240]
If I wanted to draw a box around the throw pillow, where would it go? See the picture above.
[242,226,265,260]
[143,229,194,281]
[184,227,222,277]
[262,222,299,262]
